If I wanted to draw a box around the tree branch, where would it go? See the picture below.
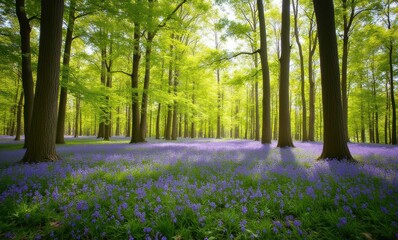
[75,11,94,20]
[204,49,260,67]
[156,0,188,31]
[28,16,39,22]
[111,70,132,77]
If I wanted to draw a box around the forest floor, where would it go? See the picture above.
[0,136,397,239]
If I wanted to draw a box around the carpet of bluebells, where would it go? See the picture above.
[0,137,397,239]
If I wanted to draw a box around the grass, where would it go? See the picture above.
[0,138,397,239]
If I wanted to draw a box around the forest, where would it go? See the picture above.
[0,0,397,239]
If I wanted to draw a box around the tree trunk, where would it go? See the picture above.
[171,67,179,141]
[257,0,272,144]
[254,55,260,141]
[191,81,196,139]
[74,95,80,138]
[104,37,113,141]
[313,0,354,161]
[116,107,120,136]
[16,0,34,148]
[139,34,154,142]
[56,0,76,144]
[277,0,294,148]
[156,103,161,139]
[21,0,64,163]
[293,0,307,142]
[308,11,317,142]
[15,91,24,141]
[387,3,396,144]
[126,105,131,137]
[165,38,174,140]
[130,22,141,143]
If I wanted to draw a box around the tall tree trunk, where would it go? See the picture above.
[216,68,221,139]
[191,81,196,138]
[308,11,317,142]
[156,103,161,139]
[277,0,294,148]
[292,0,307,141]
[313,0,354,161]
[257,0,271,144]
[254,55,260,141]
[126,105,131,137]
[165,38,174,140]
[116,107,120,136]
[16,0,34,148]
[171,67,179,141]
[386,1,396,144]
[21,0,64,163]
[56,0,76,144]
[104,37,113,141]
[130,22,141,143]
[139,34,154,142]
[15,92,24,141]
[74,95,80,138]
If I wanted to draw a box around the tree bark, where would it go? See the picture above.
[139,33,154,142]
[74,95,80,138]
[171,66,179,141]
[56,0,76,144]
[156,103,161,139]
[386,1,396,144]
[16,0,34,148]
[21,0,64,163]
[15,91,24,141]
[313,0,354,161]
[257,0,272,144]
[165,38,174,140]
[104,37,113,141]
[130,22,141,143]
[308,11,317,142]
[292,0,307,142]
[277,0,294,148]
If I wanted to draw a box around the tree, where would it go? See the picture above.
[384,0,396,144]
[56,0,77,144]
[257,0,271,144]
[21,0,64,163]
[15,0,35,148]
[292,0,307,142]
[277,0,294,147]
[313,0,354,161]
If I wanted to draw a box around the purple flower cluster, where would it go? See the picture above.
[0,139,397,239]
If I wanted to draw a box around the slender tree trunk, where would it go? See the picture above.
[257,0,271,144]
[388,42,396,144]
[171,68,179,140]
[308,11,317,142]
[139,34,154,142]
[126,105,131,137]
[165,38,174,140]
[15,92,24,141]
[254,55,260,141]
[130,22,141,143]
[313,0,354,161]
[156,103,161,139]
[16,0,34,148]
[115,107,120,136]
[79,107,82,136]
[56,0,76,144]
[21,0,64,163]
[104,37,113,141]
[191,81,196,139]
[293,0,307,141]
[277,0,294,148]
[74,95,80,138]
